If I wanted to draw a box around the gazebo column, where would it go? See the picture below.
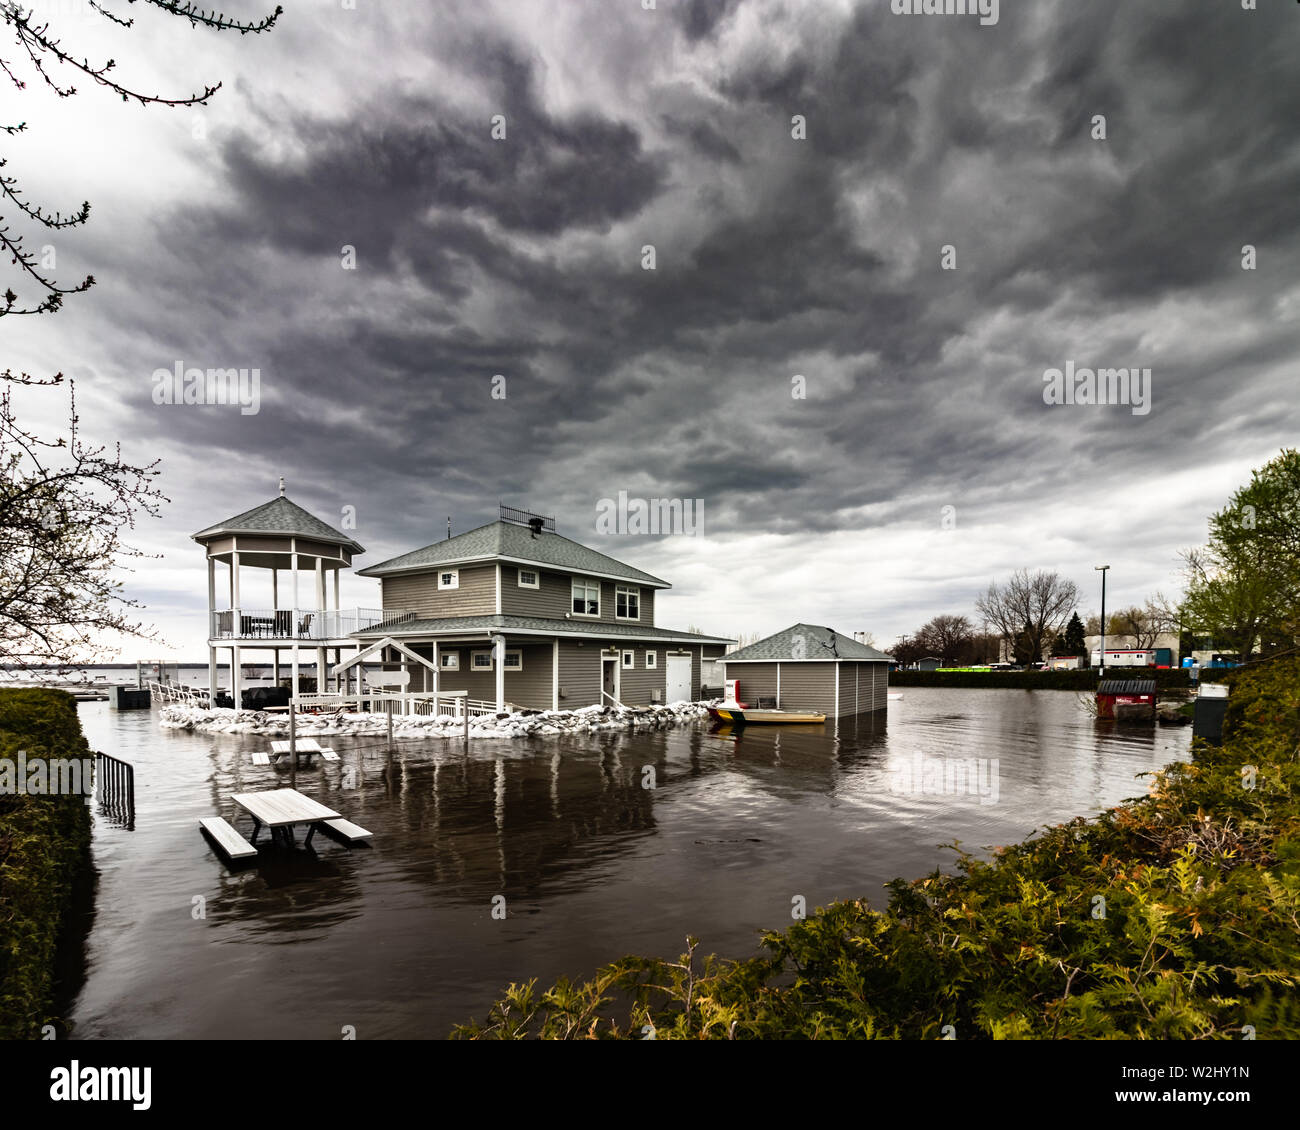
[206,554,216,642]
[315,556,327,695]
[291,544,300,703]
[232,643,242,709]
[231,548,241,633]
[208,646,218,708]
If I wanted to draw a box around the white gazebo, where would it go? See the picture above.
[191,480,410,708]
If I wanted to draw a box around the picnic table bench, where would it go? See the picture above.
[199,815,258,860]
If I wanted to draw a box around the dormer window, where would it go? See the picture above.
[615,586,640,621]
[572,578,600,617]
[438,570,459,590]
[518,569,539,589]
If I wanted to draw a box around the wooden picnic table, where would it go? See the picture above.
[230,788,341,849]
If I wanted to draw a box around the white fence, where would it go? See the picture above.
[146,681,208,707]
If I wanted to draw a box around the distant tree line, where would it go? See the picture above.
[887,449,1300,669]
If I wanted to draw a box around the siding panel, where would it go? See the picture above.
[381,564,496,618]
[723,662,778,704]
[557,640,601,709]
[501,568,656,626]
[776,662,837,715]
[616,645,668,707]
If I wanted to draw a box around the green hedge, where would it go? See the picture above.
[889,667,1200,690]
[455,657,1300,1039]
[0,690,93,1040]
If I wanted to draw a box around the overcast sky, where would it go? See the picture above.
[5,0,1299,661]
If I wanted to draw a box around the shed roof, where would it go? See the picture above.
[357,520,669,587]
[1097,679,1156,695]
[192,495,363,552]
[720,623,892,663]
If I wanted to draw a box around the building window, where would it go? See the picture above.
[645,651,657,669]
[471,650,493,670]
[503,650,523,671]
[572,578,600,616]
[615,585,640,620]
[518,569,539,589]
[438,570,459,590]
[440,652,459,671]
[622,649,635,669]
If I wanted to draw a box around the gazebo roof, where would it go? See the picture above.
[192,494,364,553]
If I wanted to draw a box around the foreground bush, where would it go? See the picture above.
[0,690,93,1039]
[454,659,1300,1039]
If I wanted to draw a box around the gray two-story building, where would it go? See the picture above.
[353,508,731,711]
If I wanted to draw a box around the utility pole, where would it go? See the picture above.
[1095,565,1110,678]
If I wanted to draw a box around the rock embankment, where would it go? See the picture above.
[159,700,713,739]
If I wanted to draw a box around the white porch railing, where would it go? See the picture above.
[146,680,208,707]
[209,607,414,641]
[411,696,501,718]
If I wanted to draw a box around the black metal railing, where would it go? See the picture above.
[96,752,135,830]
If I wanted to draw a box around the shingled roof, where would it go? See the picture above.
[357,520,669,587]
[720,623,892,662]
[352,613,731,644]
[192,496,364,553]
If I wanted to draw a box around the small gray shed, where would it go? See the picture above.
[719,623,892,718]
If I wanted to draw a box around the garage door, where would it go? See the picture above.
[665,654,692,703]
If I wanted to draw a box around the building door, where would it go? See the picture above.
[602,656,619,704]
[666,653,692,703]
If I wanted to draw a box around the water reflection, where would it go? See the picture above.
[64,689,1189,1038]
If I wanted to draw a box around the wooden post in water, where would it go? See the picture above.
[463,696,469,742]
[289,699,297,789]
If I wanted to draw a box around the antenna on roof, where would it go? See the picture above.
[447,516,451,540]
[278,476,285,497]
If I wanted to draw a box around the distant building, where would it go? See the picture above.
[719,624,892,718]
[916,657,943,671]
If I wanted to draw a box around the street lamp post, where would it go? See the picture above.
[1095,565,1110,678]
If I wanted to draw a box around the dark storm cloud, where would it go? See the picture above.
[677,0,744,43]
[26,0,1299,646]
[207,41,666,258]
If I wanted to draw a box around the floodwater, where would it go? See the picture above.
[63,689,1189,1039]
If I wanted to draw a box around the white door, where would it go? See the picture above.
[666,654,692,703]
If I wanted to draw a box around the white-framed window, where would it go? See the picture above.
[438,569,459,590]
[518,569,539,589]
[572,577,600,616]
[503,650,523,671]
[440,652,459,670]
[615,585,640,620]
[471,650,493,670]
[645,651,657,669]
[622,649,635,669]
